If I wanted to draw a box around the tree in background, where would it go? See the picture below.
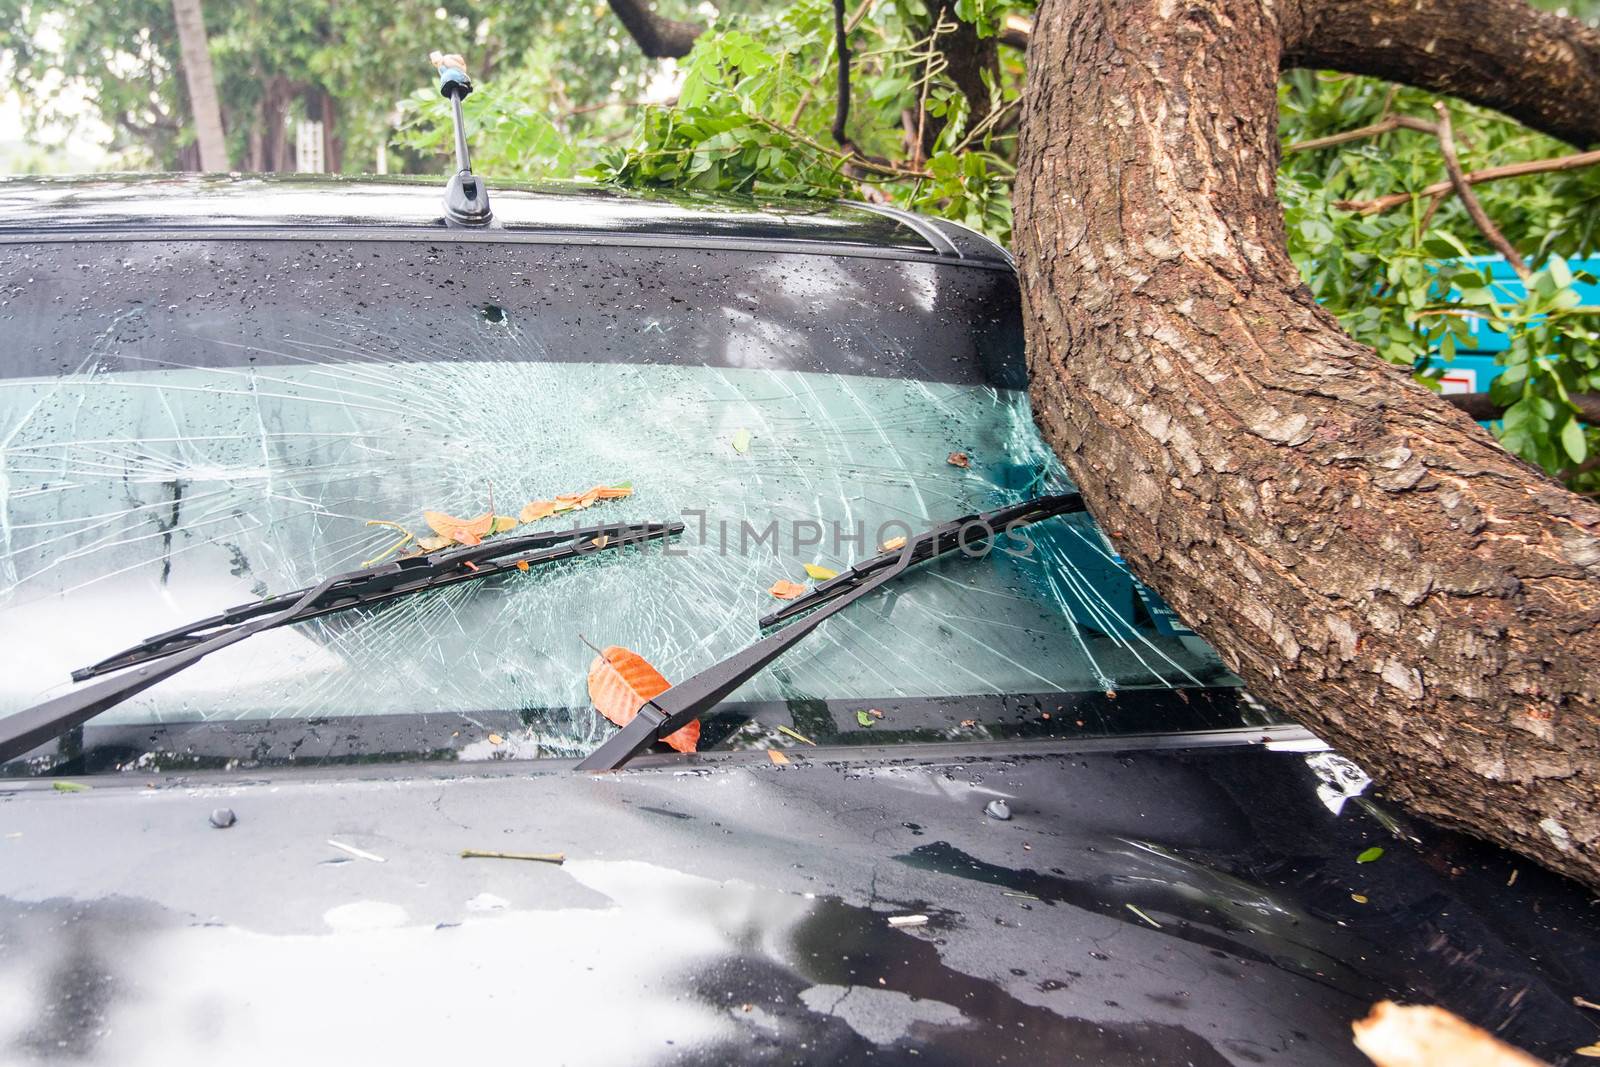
[0,0,563,171]
[169,0,225,169]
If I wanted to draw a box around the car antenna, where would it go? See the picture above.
[429,50,493,227]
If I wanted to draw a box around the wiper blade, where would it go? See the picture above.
[72,519,683,681]
[575,493,1085,772]
[0,518,683,766]
[756,493,1085,629]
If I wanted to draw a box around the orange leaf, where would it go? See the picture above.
[768,579,806,600]
[947,451,970,468]
[593,485,633,499]
[519,500,556,523]
[587,645,699,754]
[423,509,494,541]
[453,529,482,546]
[881,535,907,551]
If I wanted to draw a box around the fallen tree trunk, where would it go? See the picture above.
[1013,0,1600,885]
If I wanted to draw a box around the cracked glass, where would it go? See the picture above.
[0,237,1246,771]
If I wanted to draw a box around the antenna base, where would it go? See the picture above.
[444,170,492,228]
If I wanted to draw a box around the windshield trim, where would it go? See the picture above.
[3,723,1318,791]
[0,228,1016,272]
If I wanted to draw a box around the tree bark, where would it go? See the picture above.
[170,0,228,172]
[1013,0,1600,886]
[1281,0,1600,149]
[605,0,705,58]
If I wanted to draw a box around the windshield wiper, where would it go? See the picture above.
[575,492,1086,772]
[0,518,683,766]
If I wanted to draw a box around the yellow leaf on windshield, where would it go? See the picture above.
[804,563,838,581]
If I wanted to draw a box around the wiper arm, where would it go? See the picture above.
[575,493,1085,772]
[0,518,683,766]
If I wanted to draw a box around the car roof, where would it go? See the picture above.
[0,174,1011,267]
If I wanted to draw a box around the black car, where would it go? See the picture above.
[0,174,1595,1066]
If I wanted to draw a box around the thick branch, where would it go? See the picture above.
[605,0,704,58]
[1281,0,1600,147]
[1015,0,1600,890]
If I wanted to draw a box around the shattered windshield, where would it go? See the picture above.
[0,236,1246,773]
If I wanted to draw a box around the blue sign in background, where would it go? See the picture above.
[1421,254,1600,394]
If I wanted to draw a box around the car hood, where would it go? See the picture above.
[1,734,1595,1066]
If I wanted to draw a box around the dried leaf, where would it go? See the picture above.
[1351,893,1369,904]
[881,536,907,551]
[1575,1046,1600,1058]
[767,749,791,766]
[959,718,977,728]
[520,500,556,523]
[1357,846,1385,864]
[593,483,633,499]
[732,428,752,454]
[551,499,577,513]
[424,509,494,540]
[587,645,698,754]
[946,451,970,468]
[491,515,519,534]
[516,560,530,572]
[417,535,452,552]
[591,535,610,549]
[488,733,504,745]
[869,708,883,718]
[1354,1002,1547,1067]
[453,529,482,547]
[856,710,874,727]
[769,579,807,600]
[804,563,839,581]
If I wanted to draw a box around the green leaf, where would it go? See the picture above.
[1560,418,1588,464]
[1549,255,1573,289]
[52,781,91,793]
[1356,846,1385,864]
[856,710,874,727]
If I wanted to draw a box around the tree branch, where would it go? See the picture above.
[1286,113,1438,152]
[1432,103,1532,282]
[605,0,704,58]
[831,0,850,146]
[1445,390,1600,424]
[1281,0,1600,148]
[1336,148,1600,215]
